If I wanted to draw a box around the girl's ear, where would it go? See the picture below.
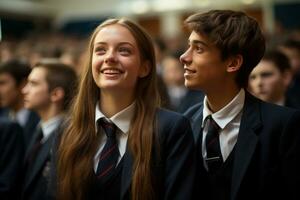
[227,54,243,73]
[139,61,151,78]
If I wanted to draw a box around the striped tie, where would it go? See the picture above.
[96,118,119,184]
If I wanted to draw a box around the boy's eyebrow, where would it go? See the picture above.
[189,39,209,47]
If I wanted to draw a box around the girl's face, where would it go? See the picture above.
[92,24,148,95]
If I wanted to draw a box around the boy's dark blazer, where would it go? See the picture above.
[0,108,40,149]
[23,111,40,148]
[0,119,24,200]
[22,120,62,200]
[50,109,196,200]
[185,92,300,200]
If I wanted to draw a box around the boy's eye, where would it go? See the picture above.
[195,46,204,53]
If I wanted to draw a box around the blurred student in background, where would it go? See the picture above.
[21,61,77,200]
[249,49,300,108]
[278,39,300,106]
[0,119,24,200]
[0,59,39,148]
[162,52,203,113]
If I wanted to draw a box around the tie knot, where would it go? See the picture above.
[98,118,117,138]
[206,115,220,132]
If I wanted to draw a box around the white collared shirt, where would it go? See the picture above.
[202,89,245,165]
[93,102,135,172]
[40,115,63,143]
[9,108,30,127]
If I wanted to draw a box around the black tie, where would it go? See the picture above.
[96,118,119,183]
[205,115,223,173]
[25,126,43,168]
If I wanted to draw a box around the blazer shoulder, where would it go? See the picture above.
[246,94,300,125]
[259,99,299,119]
[157,108,190,124]
[0,118,23,136]
[184,102,203,119]
[156,108,193,141]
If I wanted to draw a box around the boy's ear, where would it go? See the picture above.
[283,70,292,87]
[227,55,243,73]
[50,87,65,103]
[138,61,151,78]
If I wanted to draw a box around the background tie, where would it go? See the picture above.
[24,126,43,170]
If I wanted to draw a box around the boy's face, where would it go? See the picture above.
[22,67,51,112]
[180,31,229,92]
[249,60,288,103]
[0,73,21,108]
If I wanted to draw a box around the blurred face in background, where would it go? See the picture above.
[249,60,291,103]
[162,56,184,87]
[0,73,23,108]
[279,47,300,75]
[22,67,51,112]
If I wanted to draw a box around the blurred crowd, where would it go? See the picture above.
[1,26,300,113]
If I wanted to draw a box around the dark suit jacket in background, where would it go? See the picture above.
[185,92,300,200]
[0,119,25,200]
[0,108,40,149]
[21,121,62,200]
[50,108,196,200]
[176,90,204,114]
[22,111,40,149]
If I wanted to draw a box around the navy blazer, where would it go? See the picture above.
[22,121,62,200]
[174,90,204,114]
[23,111,40,149]
[0,108,40,149]
[185,92,300,200]
[0,119,25,200]
[51,108,196,200]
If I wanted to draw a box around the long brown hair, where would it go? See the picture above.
[57,18,160,200]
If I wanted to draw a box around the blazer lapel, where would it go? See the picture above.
[191,105,204,144]
[120,149,133,200]
[24,133,55,190]
[231,93,262,200]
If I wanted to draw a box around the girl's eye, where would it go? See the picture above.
[119,47,131,55]
[95,47,106,55]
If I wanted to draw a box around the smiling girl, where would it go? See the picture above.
[54,18,195,200]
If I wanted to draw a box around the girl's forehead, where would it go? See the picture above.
[94,24,136,45]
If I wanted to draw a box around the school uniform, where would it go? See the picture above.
[185,89,300,200]
[22,116,63,200]
[0,108,40,149]
[52,102,196,200]
[0,119,24,200]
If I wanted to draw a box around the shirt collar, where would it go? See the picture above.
[41,115,64,139]
[9,108,30,127]
[95,101,136,134]
[202,89,245,129]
